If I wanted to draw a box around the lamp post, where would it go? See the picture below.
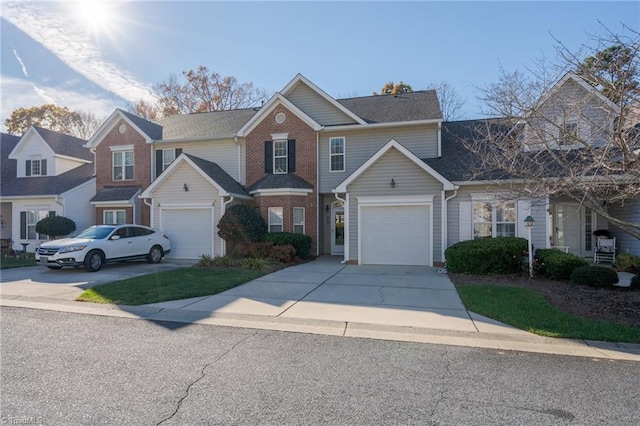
[524,215,535,277]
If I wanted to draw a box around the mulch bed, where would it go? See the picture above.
[449,273,640,329]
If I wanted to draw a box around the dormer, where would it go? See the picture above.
[8,126,92,178]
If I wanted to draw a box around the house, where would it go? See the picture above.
[0,127,95,253]
[96,73,638,263]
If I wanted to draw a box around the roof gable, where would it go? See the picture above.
[8,126,55,160]
[85,109,162,148]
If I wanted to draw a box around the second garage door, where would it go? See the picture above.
[360,205,430,266]
[161,208,213,259]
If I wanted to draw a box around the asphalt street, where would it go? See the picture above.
[1,307,639,425]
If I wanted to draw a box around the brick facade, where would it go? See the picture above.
[246,105,319,254]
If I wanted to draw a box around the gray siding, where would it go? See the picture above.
[319,124,439,193]
[286,83,357,126]
[608,199,640,256]
[347,148,443,264]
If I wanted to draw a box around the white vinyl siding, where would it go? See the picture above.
[113,151,134,181]
[329,137,345,172]
[285,82,358,126]
[269,207,283,233]
[293,207,305,234]
[608,199,640,256]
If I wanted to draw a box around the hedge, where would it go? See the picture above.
[570,265,619,288]
[444,237,528,275]
[535,249,589,280]
[265,232,312,259]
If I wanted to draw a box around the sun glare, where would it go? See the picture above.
[76,0,114,33]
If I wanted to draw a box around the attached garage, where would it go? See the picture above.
[161,207,214,259]
[359,203,431,266]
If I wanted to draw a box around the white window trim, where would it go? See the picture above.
[329,136,346,173]
[472,200,516,239]
[110,144,135,152]
[293,207,305,234]
[31,159,42,176]
[103,209,126,225]
[162,149,176,171]
[273,140,288,174]
[268,207,284,233]
[113,150,134,181]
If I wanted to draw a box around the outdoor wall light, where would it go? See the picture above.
[390,178,396,188]
[183,183,189,192]
[524,215,535,228]
[325,204,330,213]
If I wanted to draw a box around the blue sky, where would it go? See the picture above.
[1,1,638,131]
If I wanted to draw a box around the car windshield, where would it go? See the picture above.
[75,226,115,240]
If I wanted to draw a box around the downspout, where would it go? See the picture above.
[441,188,458,265]
[222,196,235,256]
[316,132,320,256]
[332,191,347,263]
[143,198,153,227]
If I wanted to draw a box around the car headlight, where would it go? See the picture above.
[58,245,88,254]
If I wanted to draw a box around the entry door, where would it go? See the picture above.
[554,204,581,256]
[331,207,345,255]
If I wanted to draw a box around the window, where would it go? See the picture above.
[163,149,176,171]
[273,140,288,174]
[293,207,305,234]
[330,137,345,172]
[104,210,126,225]
[113,151,134,181]
[20,210,53,240]
[268,207,283,233]
[473,201,516,239]
[25,159,47,176]
[559,122,578,145]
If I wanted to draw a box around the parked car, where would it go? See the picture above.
[36,224,171,272]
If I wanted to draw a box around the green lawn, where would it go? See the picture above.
[457,285,640,343]
[0,255,36,269]
[77,267,266,305]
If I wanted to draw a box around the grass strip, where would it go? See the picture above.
[457,285,640,343]
[77,267,265,305]
[1,257,36,269]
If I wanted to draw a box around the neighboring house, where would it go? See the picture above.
[0,127,95,253]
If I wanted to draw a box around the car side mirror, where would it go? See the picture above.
[110,235,121,240]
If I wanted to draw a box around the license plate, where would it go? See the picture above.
[40,256,48,263]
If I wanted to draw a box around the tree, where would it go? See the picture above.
[35,216,76,240]
[427,81,466,121]
[464,25,640,240]
[4,104,102,139]
[375,81,414,95]
[128,66,268,119]
[217,204,267,257]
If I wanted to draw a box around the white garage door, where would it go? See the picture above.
[161,208,213,259]
[360,205,430,266]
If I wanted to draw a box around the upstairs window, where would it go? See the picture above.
[559,122,578,146]
[473,201,516,239]
[264,140,295,174]
[113,151,134,181]
[155,148,182,177]
[330,137,345,172]
[25,159,47,176]
[273,140,288,174]
[268,207,283,233]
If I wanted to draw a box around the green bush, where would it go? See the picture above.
[35,215,76,239]
[570,265,619,288]
[613,253,640,273]
[535,249,589,280]
[265,232,312,259]
[217,204,267,256]
[444,237,528,275]
[631,273,640,289]
[268,244,296,263]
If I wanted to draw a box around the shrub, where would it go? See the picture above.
[243,242,274,259]
[444,237,528,275]
[265,232,312,259]
[196,254,215,267]
[535,249,589,280]
[570,265,619,288]
[212,256,240,267]
[217,204,267,257]
[269,244,296,263]
[631,273,640,289]
[239,257,271,270]
[35,215,76,239]
[613,253,640,274]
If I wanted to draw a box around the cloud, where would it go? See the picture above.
[1,1,155,104]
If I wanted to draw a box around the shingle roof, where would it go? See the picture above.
[1,133,19,185]
[117,109,163,140]
[157,109,257,141]
[32,126,93,161]
[247,173,313,192]
[1,163,95,197]
[184,154,249,196]
[337,91,442,124]
[91,186,141,202]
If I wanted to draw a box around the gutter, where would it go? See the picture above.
[332,190,348,264]
[441,189,459,263]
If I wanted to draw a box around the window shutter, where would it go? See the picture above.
[156,150,163,177]
[264,141,273,173]
[517,200,530,238]
[49,211,56,218]
[26,160,31,176]
[288,139,296,173]
[175,148,182,157]
[458,201,472,242]
[20,212,26,239]
[41,159,47,175]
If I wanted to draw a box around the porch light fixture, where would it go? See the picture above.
[183,183,189,192]
[390,178,396,188]
[524,215,535,277]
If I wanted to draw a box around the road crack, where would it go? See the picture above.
[429,346,452,419]
[156,331,259,425]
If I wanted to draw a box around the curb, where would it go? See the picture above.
[2,296,639,362]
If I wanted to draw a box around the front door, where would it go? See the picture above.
[331,207,344,255]
[553,204,582,256]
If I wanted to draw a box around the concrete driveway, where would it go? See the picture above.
[147,257,490,332]
[0,260,188,301]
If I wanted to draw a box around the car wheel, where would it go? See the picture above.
[46,265,62,270]
[147,245,163,264]
[85,250,104,272]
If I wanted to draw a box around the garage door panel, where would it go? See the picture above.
[162,208,213,259]
[361,205,430,266]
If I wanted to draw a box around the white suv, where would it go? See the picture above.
[36,224,171,272]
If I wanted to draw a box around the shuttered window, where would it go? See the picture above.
[264,140,296,174]
[20,210,55,240]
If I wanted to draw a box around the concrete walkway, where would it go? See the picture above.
[2,257,639,361]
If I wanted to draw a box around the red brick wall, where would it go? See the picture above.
[94,118,151,225]
[246,106,318,254]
